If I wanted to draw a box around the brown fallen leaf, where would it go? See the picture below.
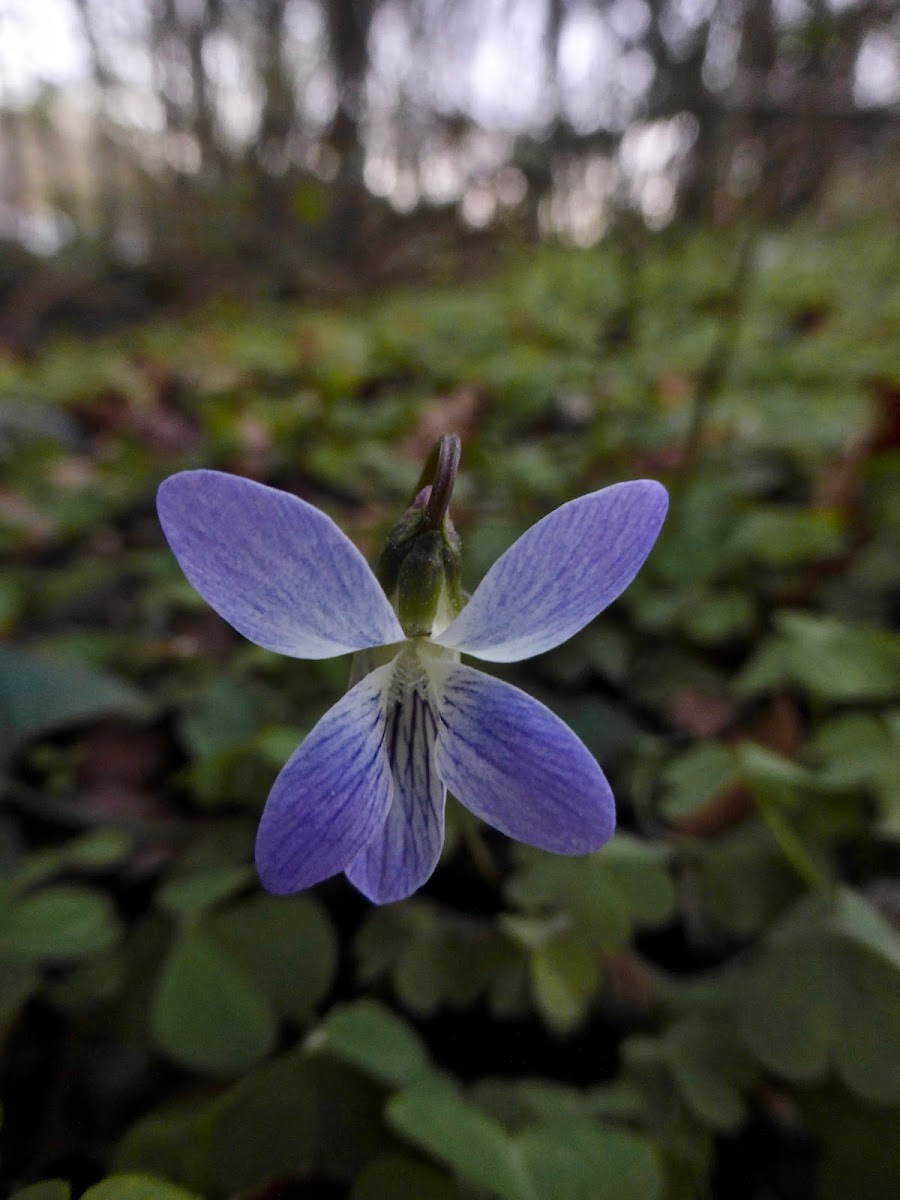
[398,386,482,459]
[672,694,803,838]
[669,686,737,739]
[76,720,171,789]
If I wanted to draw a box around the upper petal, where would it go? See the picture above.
[158,470,404,658]
[433,480,668,662]
[432,664,615,854]
[255,664,395,893]
[347,658,446,904]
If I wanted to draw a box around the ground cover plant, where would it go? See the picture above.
[1,212,898,1200]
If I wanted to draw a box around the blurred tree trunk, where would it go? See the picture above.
[773,0,880,215]
[0,109,28,236]
[730,0,889,216]
[148,0,192,261]
[643,0,716,222]
[149,0,185,160]
[147,0,223,265]
[71,0,122,249]
[323,0,374,264]
[31,90,81,234]
[186,0,223,176]
[526,0,567,236]
[544,0,564,118]
[253,0,295,179]
[0,10,29,233]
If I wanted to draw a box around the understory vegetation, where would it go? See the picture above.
[1,211,898,1200]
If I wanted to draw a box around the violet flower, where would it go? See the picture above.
[157,446,667,903]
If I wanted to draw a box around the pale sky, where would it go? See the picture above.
[2,0,897,116]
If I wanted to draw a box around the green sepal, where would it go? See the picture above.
[376,501,430,603]
[398,530,447,637]
[382,522,463,638]
[376,435,466,638]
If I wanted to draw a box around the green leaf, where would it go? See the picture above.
[195,1053,319,1192]
[831,888,900,971]
[0,574,25,635]
[732,507,845,565]
[506,839,674,956]
[1,886,120,962]
[736,613,900,702]
[799,1084,900,1200]
[10,1182,71,1200]
[0,959,39,1024]
[209,893,337,1023]
[738,889,900,1102]
[810,713,893,786]
[660,744,740,820]
[682,590,755,644]
[529,935,600,1034]
[152,926,277,1075]
[10,829,133,893]
[542,694,638,769]
[352,1153,470,1200]
[472,1078,589,1128]
[388,1079,535,1200]
[833,946,900,1102]
[514,1122,664,1200]
[660,1017,755,1133]
[601,836,676,924]
[699,821,800,936]
[393,921,465,1017]
[355,905,507,1018]
[736,742,817,796]
[254,725,307,766]
[543,627,631,687]
[619,1034,715,1182]
[810,713,900,835]
[116,1050,384,1196]
[44,948,125,1015]
[501,913,567,953]
[178,678,260,760]
[583,625,631,682]
[739,927,832,1083]
[109,1098,190,1183]
[312,999,431,1087]
[82,1176,202,1200]
[0,647,152,753]
[157,866,254,919]
[354,906,413,983]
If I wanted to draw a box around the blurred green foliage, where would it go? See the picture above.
[1,214,899,1198]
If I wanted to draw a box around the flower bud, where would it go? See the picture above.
[397,529,449,636]
[376,436,466,638]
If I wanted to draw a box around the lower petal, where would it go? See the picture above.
[347,671,445,903]
[255,665,394,894]
[433,664,615,854]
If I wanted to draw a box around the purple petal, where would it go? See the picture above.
[433,664,615,853]
[255,665,394,893]
[158,470,403,658]
[434,480,668,662]
[347,678,445,903]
